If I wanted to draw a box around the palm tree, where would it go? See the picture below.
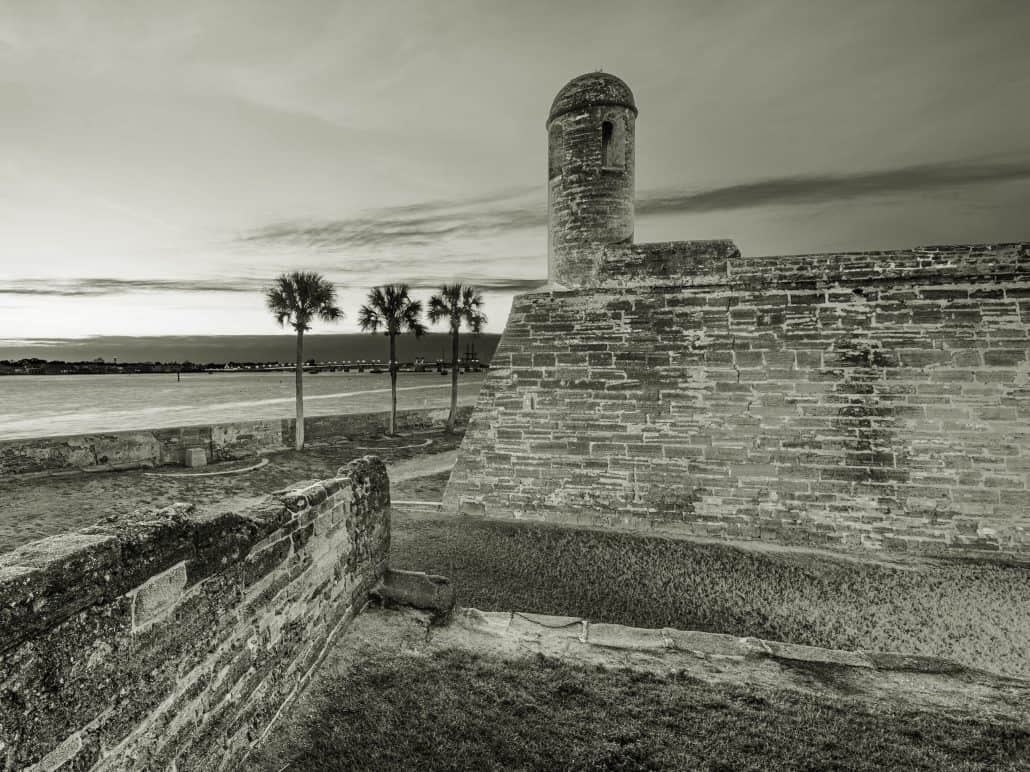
[265,271,342,450]
[428,284,486,433]
[358,284,427,435]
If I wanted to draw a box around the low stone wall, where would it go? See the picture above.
[0,455,390,770]
[0,405,473,478]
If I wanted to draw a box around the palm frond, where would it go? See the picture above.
[361,283,424,335]
[357,304,382,332]
[426,283,486,333]
[264,271,342,332]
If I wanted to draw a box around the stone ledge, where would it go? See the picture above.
[513,241,1030,296]
[0,457,388,655]
[453,607,981,676]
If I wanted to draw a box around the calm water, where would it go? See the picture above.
[0,371,486,440]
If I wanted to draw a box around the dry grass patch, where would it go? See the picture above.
[252,647,1029,771]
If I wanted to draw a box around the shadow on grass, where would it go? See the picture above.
[254,648,1029,771]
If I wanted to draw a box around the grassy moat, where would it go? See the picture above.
[5,427,1029,770]
[252,647,1028,772]
[390,479,1030,681]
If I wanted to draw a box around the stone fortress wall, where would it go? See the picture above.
[0,405,474,478]
[0,456,390,770]
[444,72,1030,557]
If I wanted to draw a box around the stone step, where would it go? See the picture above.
[391,500,445,515]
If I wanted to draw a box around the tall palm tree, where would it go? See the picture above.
[358,284,427,435]
[428,284,486,433]
[265,271,342,450]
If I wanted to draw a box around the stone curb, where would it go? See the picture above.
[452,607,970,675]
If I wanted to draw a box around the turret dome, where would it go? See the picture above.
[547,72,637,126]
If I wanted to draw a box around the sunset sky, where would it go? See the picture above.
[1,0,1029,340]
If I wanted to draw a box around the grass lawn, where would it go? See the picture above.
[390,497,1030,680]
[256,647,1029,771]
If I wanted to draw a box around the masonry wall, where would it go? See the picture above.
[548,102,636,287]
[0,456,390,770]
[0,405,474,478]
[445,243,1030,556]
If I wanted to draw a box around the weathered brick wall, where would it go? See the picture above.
[0,456,389,770]
[598,240,741,287]
[0,405,473,478]
[445,243,1030,556]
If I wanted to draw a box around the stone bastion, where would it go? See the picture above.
[444,71,1030,557]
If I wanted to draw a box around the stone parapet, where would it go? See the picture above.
[0,456,390,770]
[0,405,473,478]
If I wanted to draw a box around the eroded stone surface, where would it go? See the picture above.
[0,455,390,770]
[374,569,456,617]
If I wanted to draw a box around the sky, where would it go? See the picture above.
[1,0,1029,341]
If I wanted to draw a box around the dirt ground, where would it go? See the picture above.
[0,428,464,554]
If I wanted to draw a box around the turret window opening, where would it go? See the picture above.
[549,125,564,179]
[601,119,623,168]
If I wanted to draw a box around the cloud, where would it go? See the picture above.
[637,160,1030,216]
[407,276,544,293]
[10,159,1022,303]
[0,277,266,297]
[242,159,1030,258]
[243,187,546,252]
[0,271,545,300]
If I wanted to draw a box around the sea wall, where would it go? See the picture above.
[445,243,1030,556]
[0,455,390,770]
[0,405,474,478]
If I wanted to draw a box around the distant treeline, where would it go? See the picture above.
[0,353,492,376]
[0,332,501,367]
[0,359,209,375]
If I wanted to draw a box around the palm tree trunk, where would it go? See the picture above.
[389,332,398,435]
[448,322,459,433]
[295,327,305,451]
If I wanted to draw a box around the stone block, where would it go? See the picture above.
[374,569,456,617]
[34,731,84,771]
[184,447,207,467]
[131,561,188,631]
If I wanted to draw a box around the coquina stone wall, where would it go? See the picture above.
[445,243,1030,556]
[0,405,473,478]
[0,455,389,770]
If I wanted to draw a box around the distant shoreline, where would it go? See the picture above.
[0,332,503,367]
[0,359,489,377]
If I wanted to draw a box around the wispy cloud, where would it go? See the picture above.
[242,159,1030,256]
[7,159,1024,303]
[243,187,545,252]
[638,160,1030,216]
[0,272,544,298]
[0,277,266,297]
[406,276,543,293]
